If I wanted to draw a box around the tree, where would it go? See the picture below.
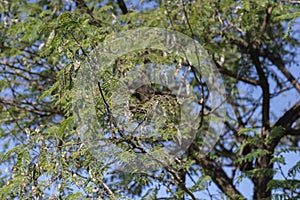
[0,0,300,199]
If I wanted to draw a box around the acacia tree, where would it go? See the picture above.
[0,0,300,199]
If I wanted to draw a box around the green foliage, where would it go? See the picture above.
[235,149,270,166]
[64,192,83,200]
[0,0,300,199]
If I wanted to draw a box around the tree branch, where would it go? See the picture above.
[117,0,128,14]
[275,100,300,128]
[215,61,260,86]
[286,128,300,136]
[264,49,300,94]
[266,100,300,149]
[73,0,102,27]
[250,48,270,134]
[189,143,244,199]
[260,7,273,33]
[74,0,91,13]
[165,166,197,200]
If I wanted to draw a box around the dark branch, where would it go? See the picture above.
[264,49,300,94]
[250,48,270,134]
[286,128,300,136]
[73,0,102,27]
[97,82,110,115]
[165,166,197,200]
[275,100,300,128]
[74,0,90,12]
[260,7,272,33]
[189,143,244,199]
[269,101,300,148]
[215,61,260,86]
[117,0,128,14]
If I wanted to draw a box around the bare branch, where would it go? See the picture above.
[275,100,300,128]
[117,0,128,14]
[215,61,260,85]
[250,48,270,134]
[267,101,300,148]
[265,50,300,94]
